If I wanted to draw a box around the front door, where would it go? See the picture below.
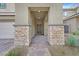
[37,24,42,35]
[36,20,44,35]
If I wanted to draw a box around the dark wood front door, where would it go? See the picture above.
[36,23,44,35]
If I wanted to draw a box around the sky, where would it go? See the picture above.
[63,3,79,9]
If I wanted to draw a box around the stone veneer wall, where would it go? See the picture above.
[48,25,64,45]
[14,25,30,47]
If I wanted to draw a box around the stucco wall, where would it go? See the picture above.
[28,10,36,39]
[76,17,79,30]
[31,17,36,37]
[15,3,51,25]
[64,18,77,32]
[15,3,64,25]
[15,4,29,25]
[48,4,63,24]
[44,15,48,36]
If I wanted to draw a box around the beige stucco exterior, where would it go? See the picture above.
[14,3,65,46]
[44,15,48,36]
[15,3,63,25]
[15,4,29,25]
[64,18,77,32]
[76,17,79,29]
[48,4,63,24]
[63,8,79,33]
[1,3,79,47]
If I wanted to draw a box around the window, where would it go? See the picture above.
[0,3,6,9]
[64,25,69,33]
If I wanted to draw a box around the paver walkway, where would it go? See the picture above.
[0,39,14,55]
[27,35,51,56]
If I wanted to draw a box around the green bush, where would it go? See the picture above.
[6,46,28,56]
[6,47,25,56]
[66,35,76,46]
[72,30,79,35]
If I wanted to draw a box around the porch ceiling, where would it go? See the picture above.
[30,7,48,20]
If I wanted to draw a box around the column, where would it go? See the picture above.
[48,3,64,45]
[14,4,30,47]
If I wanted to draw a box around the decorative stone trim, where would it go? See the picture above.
[14,25,30,46]
[48,25,64,45]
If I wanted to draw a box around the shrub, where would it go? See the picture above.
[66,35,76,46]
[6,48,22,56]
[72,30,79,35]
[6,47,27,56]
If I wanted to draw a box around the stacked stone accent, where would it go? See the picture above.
[48,25,64,45]
[14,25,30,46]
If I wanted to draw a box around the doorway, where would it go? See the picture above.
[28,7,49,51]
[29,7,49,36]
[37,24,43,35]
[36,19,44,35]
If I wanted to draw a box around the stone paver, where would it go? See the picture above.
[0,39,14,55]
[27,35,51,56]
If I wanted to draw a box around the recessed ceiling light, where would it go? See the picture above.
[38,10,40,12]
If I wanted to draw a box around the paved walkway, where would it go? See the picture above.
[27,35,51,56]
[0,39,14,55]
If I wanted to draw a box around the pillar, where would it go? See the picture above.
[14,4,30,47]
[48,3,64,45]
